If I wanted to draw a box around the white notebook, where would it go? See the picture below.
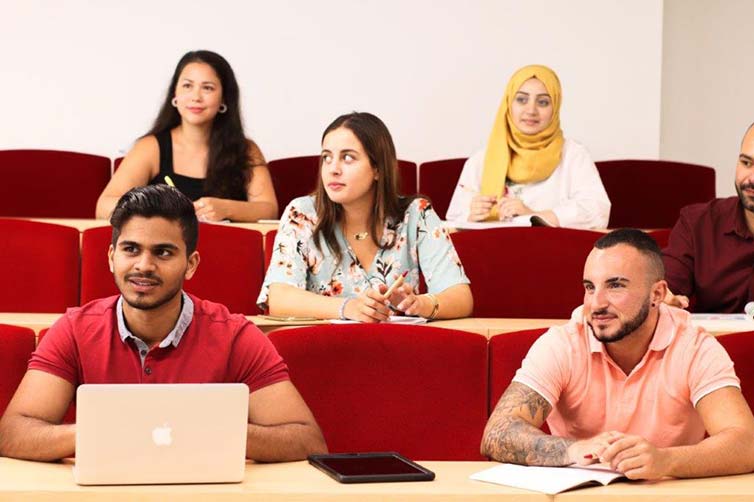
[470,463,625,495]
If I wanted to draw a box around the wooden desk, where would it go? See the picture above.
[27,218,279,235]
[430,318,564,337]
[0,458,546,501]
[2,313,752,339]
[3,457,754,501]
[556,472,754,501]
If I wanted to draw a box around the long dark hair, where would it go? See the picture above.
[147,50,254,200]
[313,112,414,263]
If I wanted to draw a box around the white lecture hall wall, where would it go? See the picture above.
[2,0,662,169]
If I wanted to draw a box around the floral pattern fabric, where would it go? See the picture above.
[257,196,469,309]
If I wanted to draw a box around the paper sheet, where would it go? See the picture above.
[470,463,624,495]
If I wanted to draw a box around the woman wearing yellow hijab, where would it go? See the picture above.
[446,65,610,228]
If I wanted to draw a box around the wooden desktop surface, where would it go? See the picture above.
[0,458,544,501]
[27,218,279,235]
[2,457,754,501]
[1,313,751,339]
[0,313,562,337]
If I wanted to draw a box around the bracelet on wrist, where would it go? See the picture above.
[426,293,440,320]
[338,297,352,320]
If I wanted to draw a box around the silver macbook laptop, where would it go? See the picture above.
[74,383,249,485]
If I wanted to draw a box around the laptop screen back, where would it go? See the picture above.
[74,383,248,485]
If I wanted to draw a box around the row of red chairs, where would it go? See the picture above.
[2,323,752,460]
[0,219,669,316]
[1,150,715,228]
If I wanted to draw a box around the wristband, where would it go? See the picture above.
[426,294,440,320]
[338,297,352,320]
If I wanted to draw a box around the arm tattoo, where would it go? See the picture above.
[481,382,573,466]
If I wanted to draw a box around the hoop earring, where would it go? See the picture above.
[218,103,228,114]
[171,97,178,107]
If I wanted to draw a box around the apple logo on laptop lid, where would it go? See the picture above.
[152,423,173,446]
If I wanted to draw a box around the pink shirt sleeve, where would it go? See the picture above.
[28,315,80,386]
[229,322,290,393]
[688,333,740,406]
[511,326,572,406]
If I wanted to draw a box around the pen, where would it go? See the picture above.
[384,270,409,299]
[164,175,175,187]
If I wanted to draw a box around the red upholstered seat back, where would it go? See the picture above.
[269,324,489,460]
[488,328,550,435]
[596,160,716,229]
[647,228,671,248]
[0,324,36,416]
[264,230,277,270]
[488,329,548,414]
[417,158,466,219]
[0,219,80,313]
[80,224,265,314]
[269,156,417,217]
[36,328,76,423]
[716,332,754,411]
[0,150,111,218]
[451,227,602,318]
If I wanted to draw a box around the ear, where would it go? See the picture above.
[107,244,115,273]
[650,279,668,308]
[185,251,200,280]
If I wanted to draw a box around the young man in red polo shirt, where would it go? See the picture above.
[0,185,327,462]
[481,229,754,480]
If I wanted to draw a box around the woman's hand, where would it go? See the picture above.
[386,283,429,317]
[344,287,391,323]
[468,194,498,222]
[497,196,532,220]
[194,197,230,222]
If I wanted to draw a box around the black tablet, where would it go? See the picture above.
[308,452,436,484]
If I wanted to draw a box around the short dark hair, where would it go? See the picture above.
[110,185,199,254]
[594,228,664,281]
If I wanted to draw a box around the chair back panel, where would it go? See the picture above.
[269,324,489,460]
[452,227,601,318]
[0,219,80,312]
[0,150,111,218]
[418,158,467,220]
[596,160,715,228]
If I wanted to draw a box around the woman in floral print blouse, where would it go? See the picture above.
[258,112,473,322]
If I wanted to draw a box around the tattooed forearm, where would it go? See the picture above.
[481,382,573,466]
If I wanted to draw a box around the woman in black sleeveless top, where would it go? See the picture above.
[96,50,278,222]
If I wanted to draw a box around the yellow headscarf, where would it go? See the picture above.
[480,65,564,220]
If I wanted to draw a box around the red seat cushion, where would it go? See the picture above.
[417,158,466,219]
[488,328,550,434]
[596,160,715,228]
[716,332,754,411]
[452,227,602,318]
[0,219,80,312]
[81,224,265,314]
[0,150,111,218]
[269,324,489,460]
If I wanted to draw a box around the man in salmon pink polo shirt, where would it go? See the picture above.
[0,185,326,462]
[481,228,754,480]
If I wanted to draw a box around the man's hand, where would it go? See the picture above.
[663,288,689,309]
[601,434,671,480]
[567,431,622,466]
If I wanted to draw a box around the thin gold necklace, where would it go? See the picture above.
[354,231,369,241]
